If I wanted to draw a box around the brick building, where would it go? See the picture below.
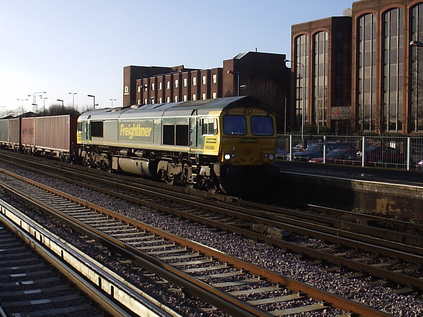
[352,0,423,134]
[291,17,352,134]
[123,52,291,132]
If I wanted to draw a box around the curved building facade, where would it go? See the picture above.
[352,0,423,134]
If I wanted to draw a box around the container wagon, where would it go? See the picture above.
[21,115,77,161]
[0,118,21,150]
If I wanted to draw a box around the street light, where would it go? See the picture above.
[68,92,78,108]
[109,98,117,107]
[57,99,64,110]
[28,91,47,113]
[41,97,48,112]
[87,95,96,110]
[410,40,423,47]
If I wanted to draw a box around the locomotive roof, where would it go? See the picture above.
[79,96,265,120]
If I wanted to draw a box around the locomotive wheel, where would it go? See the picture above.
[164,174,175,185]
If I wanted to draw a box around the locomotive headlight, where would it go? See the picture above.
[224,154,232,160]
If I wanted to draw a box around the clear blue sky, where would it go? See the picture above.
[0,0,353,113]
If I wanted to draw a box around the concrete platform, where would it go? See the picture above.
[274,162,423,221]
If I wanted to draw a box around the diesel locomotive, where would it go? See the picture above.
[0,96,277,192]
[77,96,277,192]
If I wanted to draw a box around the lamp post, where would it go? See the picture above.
[41,97,48,113]
[109,98,117,107]
[57,99,64,111]
[410,40,423,47]
[87,95,96,110]
[68,92,78,109]
[28,91,47,113]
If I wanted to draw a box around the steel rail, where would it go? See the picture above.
[0,150,420,248]
[4,163,421,264]
[1,155,423,291]
[0,172,391,317]
[0,206,133,317]
[0,151,420,250]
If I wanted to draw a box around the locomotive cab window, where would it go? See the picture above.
[201,118,217,135]
[90,121,104,138]
[223,115,246,135]
[251,116,274,136]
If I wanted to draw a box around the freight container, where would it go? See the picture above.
[0,119,9,144]
[34,115,77,153]
[21,115,77,159]
[9,118,21,146]
[0,118,21,149]
[21,117,35,147]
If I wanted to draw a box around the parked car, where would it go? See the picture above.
[276,148,290,160]
[309,148,359,164]
[293,142,355,161]
[364,146,405,165]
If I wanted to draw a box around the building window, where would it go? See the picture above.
[313,31,329,129]
[137,99,141,105]
[167,96,170,103]
[144,98,148,104]
[212,92,217,99]
[202,93,206,100]
[184,95,187,101]
[295,34,309,129]
[159,82,162,90]
[175,96,179,102]
[175,79,179,88]
[167,81,170,89]
[151,98,155,104]
[193,94,197,101]
[410,4,423,131]
[144,84,147,91]
[193,77,197,86]
[137,86,141,93]
[152,83,155,90]
[159,97,162,103]
[202,75,207,85]
[213,74,217,84]
[184,78,188,87]
[124,86,129,95]
[383,8,404,132]
[358,13,377,131]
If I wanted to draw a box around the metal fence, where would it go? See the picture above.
[277,134,423,172]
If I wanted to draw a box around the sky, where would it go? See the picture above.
[0,0,353,114]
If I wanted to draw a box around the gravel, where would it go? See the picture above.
[1,162,423,316]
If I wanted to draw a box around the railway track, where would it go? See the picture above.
[0,202,135,317]
[0,169,390,316]
[0,151,422,296]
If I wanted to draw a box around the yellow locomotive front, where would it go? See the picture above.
[217,106,277,194]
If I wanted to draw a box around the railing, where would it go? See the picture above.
[277,134,423,172]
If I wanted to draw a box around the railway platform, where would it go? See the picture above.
[274,161,423,221]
